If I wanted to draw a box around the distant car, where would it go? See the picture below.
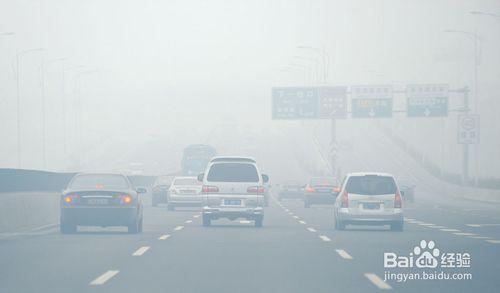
[277,181,304,201]
[334,172,403,231]
[167,176,203,211]
[199,156,268,227]
[60,173,145,234]
[303,177,339,208]
[398,178,416,202]
[151,175,173,207]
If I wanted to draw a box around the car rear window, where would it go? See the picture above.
[173,178,200,185]
[207,163,259,182]
[69,174,129,189]
[310,177,336,186]
[346,175,397,195]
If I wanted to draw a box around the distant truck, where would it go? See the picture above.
[181,144,217,176]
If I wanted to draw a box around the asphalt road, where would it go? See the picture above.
[1,124,500,293]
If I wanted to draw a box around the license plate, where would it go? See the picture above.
[87,198,109,205]
[223,199,242,206]
[363,203,380,210]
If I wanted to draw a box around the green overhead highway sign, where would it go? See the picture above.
[407,84,449,117]
[272,87,319,119]
[351,85,393,118]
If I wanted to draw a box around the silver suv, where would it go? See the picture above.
[198,157,268,227]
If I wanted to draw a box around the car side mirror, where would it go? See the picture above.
[197,173,204,182]
[136,187,147,194]
[262,174,269,183]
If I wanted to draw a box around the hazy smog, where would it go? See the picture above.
[1,1,499,293]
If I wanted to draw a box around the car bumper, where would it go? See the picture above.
[61,207,139,226]
[152,192,168,203]
[202,206,264,220]
[279,191,303,199]
[337,208,403,225]
[169,195,203,206]
[304,193,337,204]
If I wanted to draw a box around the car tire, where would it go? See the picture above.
[128,219,140,234]
[391,221,404,232]
[202,215,211,227]
[167,204,175,211]
[60,221,77,234]
[255,217,263,228]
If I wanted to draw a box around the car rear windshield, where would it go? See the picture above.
[207,163,259,182]
[69,174,129,189]
[346,175,397,195]
[310,177,336,186]
[173,178,200,185]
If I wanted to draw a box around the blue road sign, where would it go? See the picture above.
[407,84,449,117]
[272,87,319,119]
[351,85,393,118]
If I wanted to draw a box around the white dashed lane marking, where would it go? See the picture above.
[307,227,317,233]
[90,270,119,285]
[469,236,490,239]
[132,246,150,256]
[440,228,461,232]
[193,215,200,218]
[293,215,299,219]
[486,240,500,244]
[174,226,184,231]
[298,220,306,225]
[185,220,192,224]
[335,249,353,260]
[365,273,392,290]
[240,220,252,224]
[319,235,331,242]
[158,234,170,240]
[453,232,476,236]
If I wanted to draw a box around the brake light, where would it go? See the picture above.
[305,186,315,193]
[247,186,265,194]
[340,190,348,208]
[394,190,402,208]
[63,194,79,204]
[121,195,133,204]
[202,185,219,193]
[333,186,341,193]
[63,196,72,203]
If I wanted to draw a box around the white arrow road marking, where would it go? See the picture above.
[364,273,392,290]
[174,226,184,231]
[335,249,353,260]
[307,227,317,232]
[132,246,150,256]
[319,235,331,242]
[90,270,119,285]
[158,234,170,240]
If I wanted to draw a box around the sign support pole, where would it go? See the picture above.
[462,88,470,185]
[330,118,336,177]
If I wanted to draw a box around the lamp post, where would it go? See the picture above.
[15,48,44,168]
[293,55,321,84]
[297,46,329,84]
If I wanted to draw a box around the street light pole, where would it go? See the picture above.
[293,55,320,84]
[15,48,44,168]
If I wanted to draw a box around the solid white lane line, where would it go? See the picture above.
[440,228,460,232]
[469,236,490,239]
[132,246,150,256]
[185,220,192,224]
[453,232,476,236]
[307,227,317,232]
[364,273,392,290]
[335,249,353,260]
[299,220,306,225]
[293,215,299,219]
[174,226,184,231]
[90,270,119,285]
[158,234,171,240]
[319,235,331,242]
[486,240,500,244]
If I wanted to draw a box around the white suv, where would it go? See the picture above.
[334,172,404,231]
[197,156,268,227]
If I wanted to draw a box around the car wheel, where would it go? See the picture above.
[255,217,263,228]
[202,215,211,227]
[128,219,140,234]
[391,221,404,232]
[167,204,175,211]
[60,220,77,234]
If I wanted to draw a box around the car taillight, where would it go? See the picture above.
[247,186,265,194]
[333,186,341,193]
[394,190,402,208]
[202,185,219,193]
[340,190,348,208]
[63,194,79,204]
[305,186,315,193]
[121,195,133,204]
